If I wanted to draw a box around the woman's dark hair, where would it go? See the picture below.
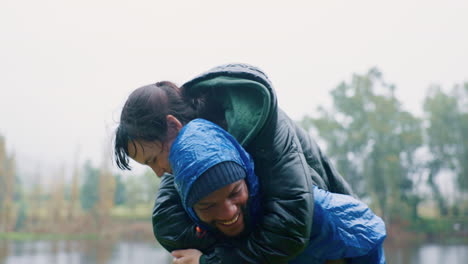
[114,81,197,170]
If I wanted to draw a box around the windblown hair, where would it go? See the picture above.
[114,81,197,170]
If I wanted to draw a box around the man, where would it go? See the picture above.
[168,118,386,264]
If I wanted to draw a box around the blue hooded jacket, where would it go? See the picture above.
[170,119,386,263]
[170,118,261,231]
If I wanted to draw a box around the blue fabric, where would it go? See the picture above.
[289,186,386,264]
[170,118,261,230]
[170,118,386,263]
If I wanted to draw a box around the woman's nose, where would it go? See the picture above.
[149,165,163,177]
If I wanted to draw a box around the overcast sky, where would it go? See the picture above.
[1,0,467,181]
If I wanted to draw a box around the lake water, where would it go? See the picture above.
[0,239,466,264]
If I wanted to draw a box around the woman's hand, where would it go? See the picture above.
[172,249,203,264]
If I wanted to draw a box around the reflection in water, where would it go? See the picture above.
[51,241,58,264]
[385,243,468,264]
[0,240,9,264]
[1,239,466,264]
[416,244,468,263]
[2,240,170,264]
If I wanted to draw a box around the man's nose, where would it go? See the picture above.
[217,200,237,220]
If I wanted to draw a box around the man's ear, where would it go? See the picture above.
[166,115,183,140]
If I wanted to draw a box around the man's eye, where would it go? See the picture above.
[198,204,214,211]
[229,190,241,198]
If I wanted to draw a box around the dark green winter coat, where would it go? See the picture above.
[153,64,354,264]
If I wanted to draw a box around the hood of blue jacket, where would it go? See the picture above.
[169,118,260,230]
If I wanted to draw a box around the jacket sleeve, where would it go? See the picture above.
[216,110,315,263]
[152,112,315,264]
[293,119,354,195]
[196,111,316,264]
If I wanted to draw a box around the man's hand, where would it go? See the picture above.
[172,249,203,264]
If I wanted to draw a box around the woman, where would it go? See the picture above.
[114,64,356,263]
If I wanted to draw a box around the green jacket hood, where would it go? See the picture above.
[182,63,277,146]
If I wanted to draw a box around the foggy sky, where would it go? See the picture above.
[1,0,467,181]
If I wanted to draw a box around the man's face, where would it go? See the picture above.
[193,179,249,237]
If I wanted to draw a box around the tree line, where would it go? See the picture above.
[301,68,467,226]
[0,143,160,234]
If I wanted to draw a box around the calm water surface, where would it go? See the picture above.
[0,240,171,264]
[0,240,466,264]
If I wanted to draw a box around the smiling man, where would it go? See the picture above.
[169,119,386,264]
[191,170,248,237]
[170,119,262,244]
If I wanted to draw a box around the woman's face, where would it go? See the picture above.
[193,179,249,237]
[127,139,173,177]
[127,115,182,177]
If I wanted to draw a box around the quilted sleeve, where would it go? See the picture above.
[203,112,315,264]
